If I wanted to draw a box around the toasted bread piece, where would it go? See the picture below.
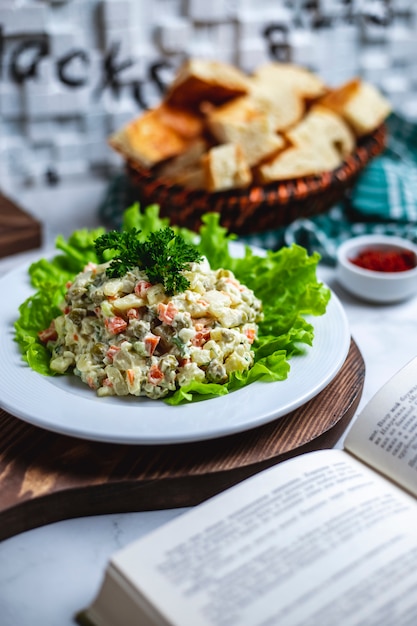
[257,143,342,183]
[319,78,360,113]
[157,103,205,139]
[248,80,305,132]
[166,164,207,190]
[319,78,392,136]
[253,62,327,100]
[108,104,203,169]
[202,143,252,192]
[155,138,208,180]
[286,105,355,158]
[207,94,264,128]
[109,110,189,169]
[207,97,285,166]
[164,58,251,109]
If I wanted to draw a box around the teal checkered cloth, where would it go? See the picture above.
[98,113,417,265]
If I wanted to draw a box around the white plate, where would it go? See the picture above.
[0,249,350,445]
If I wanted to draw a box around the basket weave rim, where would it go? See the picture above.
[125,124,387,205]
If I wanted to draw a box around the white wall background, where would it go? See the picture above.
[0,0,416,196]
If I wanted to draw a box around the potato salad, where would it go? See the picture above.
[44,258,263,399]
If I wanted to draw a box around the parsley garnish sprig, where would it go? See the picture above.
[94,227,202,295]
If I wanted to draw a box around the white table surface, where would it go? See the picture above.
[1,183,417,626]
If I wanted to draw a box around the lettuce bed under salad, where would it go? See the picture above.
[14,203,330,405]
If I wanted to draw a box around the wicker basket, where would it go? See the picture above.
[126,124,387,236]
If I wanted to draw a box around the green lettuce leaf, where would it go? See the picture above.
[14,202,330,403]
[122,202,196,244]
[14,290,62,375]
[197,213,237,271]
[165,381,229,405]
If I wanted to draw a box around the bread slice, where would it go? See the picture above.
[164,58,251,109]
[108,104,204,169]
[319,78,392,136]
[207,97,285,166]
[257,143,342,183]
[253,62,327,100]
[156,103,205,140]
[164,164,207,190]
[285,105,355,158]
[155,138,208,180]
[248,80,305,132]
[202,143,252,192]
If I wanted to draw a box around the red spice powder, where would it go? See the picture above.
[349,247,416,273]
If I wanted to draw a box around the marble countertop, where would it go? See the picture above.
[1,183,417,626]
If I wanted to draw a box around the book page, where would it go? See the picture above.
[112,449,417,626]
[344,355,417,497]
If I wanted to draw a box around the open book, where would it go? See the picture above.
[77,356,417,626]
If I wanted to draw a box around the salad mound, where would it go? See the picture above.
[45,256,263,399]
[14,203,331,405]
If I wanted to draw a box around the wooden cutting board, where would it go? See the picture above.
[0,339,365,542]
[0,193,42,258]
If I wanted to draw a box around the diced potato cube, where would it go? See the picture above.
[103,278,124,297]
[190,348,211,365]
[112,293,144,311]
[217,307,247,328]
[146,284,165,304]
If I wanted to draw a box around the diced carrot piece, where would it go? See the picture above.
[245,328,256,343]
[148,364,164,384]
[193,317,212,331]
[191,329,211,347]
[106,345,121,361]
[144,335,160,356]
[127,308,139,320]
[105,316,127,335]
[102,378,113,387]
[157,301,178,325]
[38,321,58,343]
[127,369,135,384]
[86,376,96,389]
[134,280,152,298]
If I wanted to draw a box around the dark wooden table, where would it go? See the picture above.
[0,339,365,541]
[0,193,42,258]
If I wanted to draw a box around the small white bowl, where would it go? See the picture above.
[336,234,417,303]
